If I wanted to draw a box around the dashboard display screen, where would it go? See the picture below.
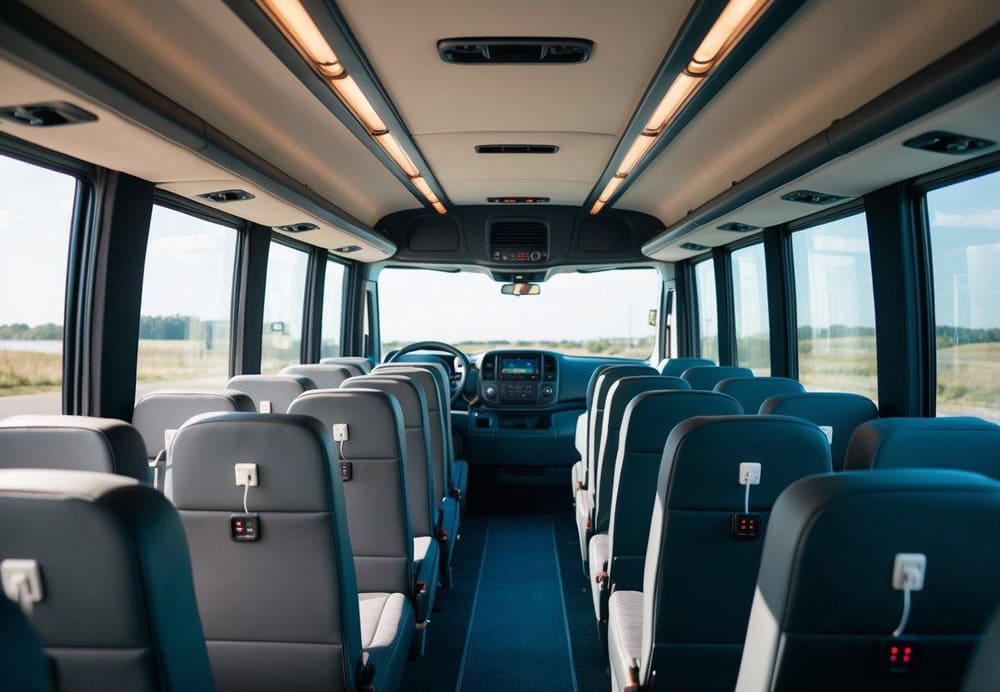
[500,357,538,379]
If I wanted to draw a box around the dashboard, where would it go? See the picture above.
[477,352,558,406]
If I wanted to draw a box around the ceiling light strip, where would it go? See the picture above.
[256,0,446,214]
[590,0,772,214]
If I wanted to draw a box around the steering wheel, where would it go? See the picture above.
[385,340,473,404]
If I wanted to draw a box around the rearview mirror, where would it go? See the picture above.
[501,282,541,296]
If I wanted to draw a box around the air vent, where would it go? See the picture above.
[275,222,318,234]
[0,101,97,127]
[903,130,997,156]
[487,197,550,204]
[680,242,709,251]
[543,355,557,382]
[718,222,760,232]
[476,145,559,154]
[198,189,255,203]
[489,221,549,263]
[781,189,849,206]
[482,356,497,381]
[438,38,593,65]
[333,245,362,254]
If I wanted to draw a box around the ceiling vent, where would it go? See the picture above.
[0,101,97,127]
[476,145,559,154]
[680,242,709,252]
[718,222,760,232]
[198,189,255,203]
[780,189,849,206]
[903,130,997,156]
[275,222,318,233]
[438,38,593,65]
[487,197,550,204]
[489,221,549,263]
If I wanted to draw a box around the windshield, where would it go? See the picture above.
[378,267,661,357]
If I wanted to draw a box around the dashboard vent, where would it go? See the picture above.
[482,356,497,381]
[543,355,557,382]
[489,222,548,250]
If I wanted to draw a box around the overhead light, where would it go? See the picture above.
[410,176,439,203]
[375,133,420,177]
[644,73,701,133]
[589,199,606,215]
[431,201,447,215]
[617,134,658,176]
[257,0,343,76]
[598,175,626,203]
[330,74,387,134]
[689,0,768,74]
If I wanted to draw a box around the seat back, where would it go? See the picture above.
[844,417,1000,479]
[737,470,1000,692]
[132,389,256,459]
[963,606,1000,692]
[606,392,744,592]
[170,412,363,692]
[591,376,690,533]
[714,376,805,414]
[375,361,456,472]
[759,392,878,470]
[0,468,214,691]
[681,365,754,390]
[588,365,658,491]
[641,416,832,690]
[320,356,372,375]
[225,374,314,412]
[0,591,51,692]
[657,357,715,377]
[288,390,414,595]
[280,364,353,388]
[0,415,149,483]
[341,375,435,538]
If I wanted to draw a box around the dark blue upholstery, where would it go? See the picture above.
[0,594,51,692]
[738,469,1000,692]
[682,365,754,391]
[657,357,715,377]
[714,376,804,415]
[635,415,832,691]
[844,417,1000,479]
[759,392,878,470]
[963,606,1000,692]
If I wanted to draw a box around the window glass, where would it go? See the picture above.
[927,169,1000,422]
[261,242,309,373]
[320,259,345,359]
[792,213,877,398]
[732,244,770,375]
[694,259,718,362]
[136,206,236,392]
[0,154,77,415]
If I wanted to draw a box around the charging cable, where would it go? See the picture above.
[893,565,920,637]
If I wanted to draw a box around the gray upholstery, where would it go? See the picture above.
[681,365,754,391]
[358,593,411,689]
[594,392,743,630]
[964,606,1000,692]
[321,356,373,375]
[714,376,805,414]
[608,590,643,692]
[170,412,412,692]
[844,417,1000,479]
[0,468,214,691]
[0,592,51,692]
[225,374,314,413]
[657,357,715,377]
[280,363,353,388]
[132,389,256,458]
[0,415,150,483]
[759,392,878,470]
[610,416,831,691]
[736,469,1000,692]
[570,364,618,498]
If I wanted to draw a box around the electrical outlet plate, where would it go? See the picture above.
[234,462,258,487]
[739,462,761,486]
[333,423,350,442]
[259,400,272,413]
[1,559,43,604]
[892,553,926,590]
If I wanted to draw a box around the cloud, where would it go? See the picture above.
[931,208,1000,230]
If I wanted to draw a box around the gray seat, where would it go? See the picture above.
[321,356,373,375]
[571,363,620,496]
[714,376,805,414]
[681,365,754,391]
[574,364,658,565]
[226,374,314,413]
[759,392,878,470]
[170,412,413,692]
[292,385,438,653]
[736,469,1000,692]
[964,606,1000,692]
[608,416,831,692]
[657,356,715,377]
[592,391,743,638]
[844,417,1000,479]
[280,363,354,388]
[0,468,214,691]
[0,415,150,483]
[0,591,51,692]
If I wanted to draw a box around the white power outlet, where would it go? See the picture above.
[739,462,762,486]
[234,462,258,487]
[333,423,350,442]
[892,553,926,591]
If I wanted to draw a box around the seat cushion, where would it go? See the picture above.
[608,590,643,691]
[413,535,433,562]
[358,593,414,692]
[589,532,610,621]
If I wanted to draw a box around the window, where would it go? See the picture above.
[378,267,660,358]
[0,153,77,415]
[320,259,346,359]
[136,206,237,393]
[731,244,770,374]
[927,169,1000,422]
[261,241,309,373]
[694,258,718,362]
[792,213,877,398]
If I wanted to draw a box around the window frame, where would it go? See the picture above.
[317,253,350,362]
[727,237,771,374]
[261,234,314,371]
[689,252,718,362]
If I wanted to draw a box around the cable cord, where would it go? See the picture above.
[150,449,166,492]
[242,482,249,515]
[744,483,751,514]
[893,587,912,638]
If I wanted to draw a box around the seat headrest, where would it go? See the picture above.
[341,375,426,428]
[585,363,617,408]
[620,390,744,454]
[657,357,715,377]
[279,364,353,388]
[170,412,339,512]
[320,356,372,374]
[680,365,754,391]
[843,417,1000,478]
[594,365,660,409]
[375,361,450,402]
[226,374,315,413]
[288,389,405,461]
[370,366,441,413]
[0,415,150,483]
[605,376,691,423]
[132,389,256,457]
[660,415,832,511]
[0,467,137,499]
[713,376,805,414]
